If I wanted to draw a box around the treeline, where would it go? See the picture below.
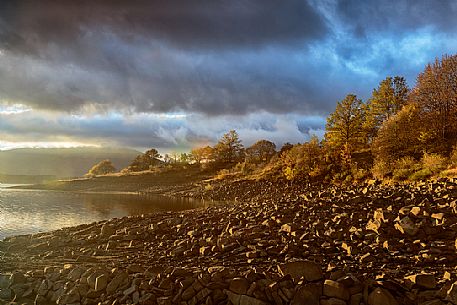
[88,53,457,183]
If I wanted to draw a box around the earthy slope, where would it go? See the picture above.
[22,166,216,194]
[2,179,457,304]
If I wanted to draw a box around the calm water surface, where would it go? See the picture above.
[0,185,215,240]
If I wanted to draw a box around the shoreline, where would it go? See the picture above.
[2,179,457,304]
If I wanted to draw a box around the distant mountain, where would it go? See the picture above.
[0,147,140,178]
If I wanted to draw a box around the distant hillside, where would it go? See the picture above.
[0,147,140,178]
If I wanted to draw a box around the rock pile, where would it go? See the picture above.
[2,178,457,304]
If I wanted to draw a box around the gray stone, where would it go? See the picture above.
[0,275,11,289]
[57,287,80,305]
[9,272,26,285]
[225,289,241,305]
[447,281,457,304]
[100,223,115,236]
[95,274,108,292]
[404,273,436,289]
[321,298,347,305]
[67,267,85,282]
[291,285,319,305]
[394,216,418,236]
[229,278,249,295]
[0,288,12,300]
[367,287,398,305]
[106,271,128,294]
[323,280,349,301]
[240,294,269,305]
[278,261,323,281]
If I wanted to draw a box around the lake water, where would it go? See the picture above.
[0,186,214,240]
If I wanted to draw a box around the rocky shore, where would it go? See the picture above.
[2,179,457,304]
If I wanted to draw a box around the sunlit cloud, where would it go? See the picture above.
[0,103,32,115]
[0,109,325,152]
[0,141,98,151]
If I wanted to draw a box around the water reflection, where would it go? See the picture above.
[0,189,213,240]
[80,192,209,216]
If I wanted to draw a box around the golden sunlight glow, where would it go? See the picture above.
[0,103,32,115]
[0,141,99,150]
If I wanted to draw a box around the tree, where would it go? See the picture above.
[86,159,116,176]
[128,148,162,172]
[279,142,294,155]
[179,153,191,164]
[169,152,180,163]
[213,130,244,164]
[281,136,324,181]
[325,94,366,160]
[245,140,276,164]
[411,54,457,153]
[372,104,422,165]
[365,76,409,140]
[190,146,215,164]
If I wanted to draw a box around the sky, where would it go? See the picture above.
[0,0,456,153]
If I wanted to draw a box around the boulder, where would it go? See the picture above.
[367,287,398,305]
[291,285,320,305]
[95,274,108,292]
[106,272,129,294]
[404,273,436,289]
[100,223,115,236]
[229,278,249,295]
[323,280,349,301]
[0,274,10,289]
[447,281,457,304]
[278,261,323,281]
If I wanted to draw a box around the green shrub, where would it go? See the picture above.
[215,169,231,180]
[344,174,353,184]
[440,168,457,178]
[409,168,432,181]
[421,153,447,174]
[351,166,369,181]
[392,156,419,180]
[393,168,414,180]
[372,160,391,179]
[234,161,257,175]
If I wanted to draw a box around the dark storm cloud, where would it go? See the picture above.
[0,0,456,119]
[336,0,457,37]
[0,0,334,115]
[0,0,327,53]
